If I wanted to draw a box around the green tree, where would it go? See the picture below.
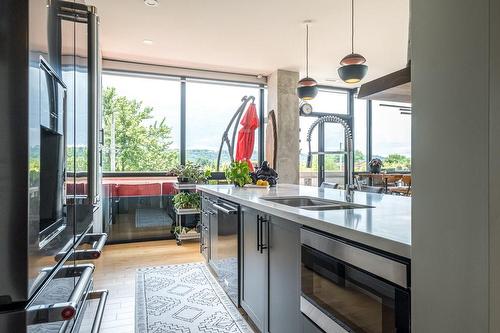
[383,153,411,170]
[102,87,178,171]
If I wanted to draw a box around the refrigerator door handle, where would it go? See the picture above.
[26,264,95,326]
[66,233,108,262]
[87,7,100,205]
[72,233,107,261]
[86,289,109,333]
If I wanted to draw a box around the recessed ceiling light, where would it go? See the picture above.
[143,39,153,45]
[325,78,340,83]
[144,0,159,7]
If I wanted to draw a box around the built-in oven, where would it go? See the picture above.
[300,228,411,333]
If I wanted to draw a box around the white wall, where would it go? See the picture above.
[412,0,498,331]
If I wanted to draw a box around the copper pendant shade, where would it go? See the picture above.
[338,0,368,84]
[297,23,318,100]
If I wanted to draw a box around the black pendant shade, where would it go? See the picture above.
[297,77,318,100]
[339,0,368,84]
[338,64,368,84]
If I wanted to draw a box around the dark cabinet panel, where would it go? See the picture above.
[240,206,267,332]
[240,206,301,333]
[268,216,301,333]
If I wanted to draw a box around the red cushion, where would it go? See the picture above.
[116,183,162,197]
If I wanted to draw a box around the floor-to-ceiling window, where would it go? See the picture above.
[100,69,265,243]
[101,73,182,242]
[354,98,368,171]
[185,79,263,170]
[371,100,411,171]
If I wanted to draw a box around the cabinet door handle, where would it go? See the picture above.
[259,216,268,254]
[257,215,261,251]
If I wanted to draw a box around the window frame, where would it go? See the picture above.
[299,86,357,186]
[101,68,266,173]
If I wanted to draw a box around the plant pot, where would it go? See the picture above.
[369,165,382,174]
[177,177,190,183]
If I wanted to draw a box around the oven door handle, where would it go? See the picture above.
[27,264,95,326]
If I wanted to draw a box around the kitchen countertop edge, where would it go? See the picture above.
[197,184,411,259]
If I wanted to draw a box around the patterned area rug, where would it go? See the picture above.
[135,208,172,228]
[136,263,253,333]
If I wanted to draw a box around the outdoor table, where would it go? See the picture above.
[356,173,407,193]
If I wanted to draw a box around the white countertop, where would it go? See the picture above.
[197,184,411,258]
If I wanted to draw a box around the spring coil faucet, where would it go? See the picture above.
[305,115,355,199]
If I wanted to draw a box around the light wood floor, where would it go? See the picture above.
[91,240,203,333]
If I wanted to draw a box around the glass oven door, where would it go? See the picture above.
[301,245,410,333]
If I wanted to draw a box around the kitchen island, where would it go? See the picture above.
[197,183,412,333]
[197,183,411,258]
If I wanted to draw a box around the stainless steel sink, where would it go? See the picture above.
[261,196,372,211]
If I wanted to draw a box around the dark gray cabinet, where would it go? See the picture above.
[268,215,301,333]
[240,206,301,333]
[241,206,267,332]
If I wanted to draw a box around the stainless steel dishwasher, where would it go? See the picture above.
[208,198,240,306]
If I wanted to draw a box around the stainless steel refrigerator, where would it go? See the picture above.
[0,1,107,332]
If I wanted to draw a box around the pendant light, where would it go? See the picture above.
[297,23,318,100]
[338,0,368,84]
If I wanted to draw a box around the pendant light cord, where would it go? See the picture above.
[306,24,309,77]
[351,0,354,54]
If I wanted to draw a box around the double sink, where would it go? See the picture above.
[261,196,373,211]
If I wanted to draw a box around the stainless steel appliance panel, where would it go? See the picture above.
[300,228,411,333]
[209,199,239,306]
[26,0,77,300]
[0,0,30,306]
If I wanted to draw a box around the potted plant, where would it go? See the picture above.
[225,160,252,187]
[170,162,210,183]
[172,192,201,211]
[368,158,383,174]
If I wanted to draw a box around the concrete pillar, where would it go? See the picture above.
[412,0,499,331]
[267,70,300,184]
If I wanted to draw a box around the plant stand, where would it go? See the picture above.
[173,183,200,246]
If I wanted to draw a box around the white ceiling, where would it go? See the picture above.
[89,0,409,87]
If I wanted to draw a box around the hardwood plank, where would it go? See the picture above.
[87,240,203,332]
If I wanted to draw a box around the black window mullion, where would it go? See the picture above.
[180,77,186,165]
[367,100,373,165]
